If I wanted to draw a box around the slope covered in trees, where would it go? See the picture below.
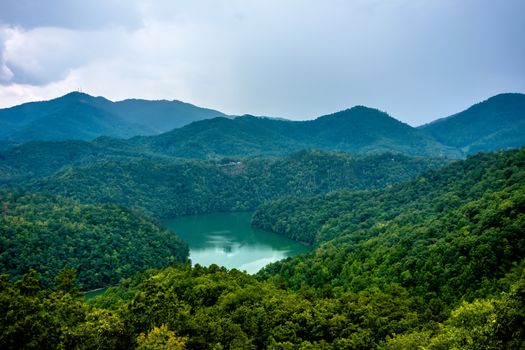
[0,139,147,185]
[0,92,227,147]
[1,262,523,349]
[0,190,188,289]
[420,93,525,154]
[30,150,446,218]
[128,107,459,158]
[1,148,524,348]
[254,148,525,307]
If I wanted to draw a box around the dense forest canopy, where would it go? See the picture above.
[25,150,445,218]
[1,92,524,348]
[1,147,523,348]
[254,149,525,305]
[0,190,188,290]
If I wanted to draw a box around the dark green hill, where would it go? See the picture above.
[129,107,459,158]
[0,92,148,144]
[419,93,525,154]
[0,92,227,146]
[0,190,188,290]
[254,147,525,305]
[131,116,307,158]
[111,98,227,133]
[29,150,446,218]
[0,140,149,185]
[304,106,455,156]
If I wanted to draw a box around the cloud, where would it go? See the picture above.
[0,28,14,83]
[0,0,142,30]
[0,0,523,125]
[0,26,131,86]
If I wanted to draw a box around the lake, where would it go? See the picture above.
[163,212,311,274]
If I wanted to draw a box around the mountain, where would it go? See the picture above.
[27,150,446,218]
[110,98,228,133]
[302,106,454,156]
[129,106,460,158]
[0,92,148,144]
[0,92,227,147]
[419,93,525,154]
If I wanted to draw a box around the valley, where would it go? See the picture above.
[0,92,524,349]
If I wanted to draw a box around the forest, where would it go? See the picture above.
[1,92,525,349]
[0,147,524,348]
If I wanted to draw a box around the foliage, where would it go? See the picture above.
[256,148,525,307]
[2,264,523,349]
[28,150,446,218]
[0,190,188,289]
[0,272,126,350]
[128,106,459,158]
[0,91,226,146]
[136,325,187,350]
[420,93,525,154]
[0,147,524,348]
[385,270,525,350]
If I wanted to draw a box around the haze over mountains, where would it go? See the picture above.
[420,93,525,154]
[0,91,226,146]
[0,92,524,158]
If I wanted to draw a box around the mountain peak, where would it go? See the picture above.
[420,92,525,153]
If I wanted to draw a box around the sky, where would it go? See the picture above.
[0,0,524,126]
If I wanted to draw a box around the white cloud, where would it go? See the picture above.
[0,0,523,124]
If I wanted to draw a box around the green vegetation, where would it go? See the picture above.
[1,91,525,348]
[1,263,523,349]
[0,190,188,290]
[254,148,525,307]
[1,98,463,158]
[129,107,459,158]
[0,140,145,184]
[30,150,446,218]
[420,93,525,154]
[0,91,226,146]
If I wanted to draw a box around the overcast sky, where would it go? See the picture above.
[0,0,524,125]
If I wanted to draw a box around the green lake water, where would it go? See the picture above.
[163,212,311,274]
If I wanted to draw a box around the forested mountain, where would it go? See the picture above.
[420,93,525,154]
[109,98,228,133]
[254,148,525,305]
[1,147,524,349]
[1,92,525,349]
[0,92,149,144]
[0,92,227,147]
[28,150,446,218]
[128,107,459,158]
[0,190,188,290]
[0,140,146,184]
[3,92,525,158]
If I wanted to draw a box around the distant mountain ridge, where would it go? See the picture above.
[123,106,458,158]
[1,92,525,158]
[419,93,525,154]
[0,92,227,146]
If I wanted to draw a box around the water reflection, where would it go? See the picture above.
[163,212,311,274]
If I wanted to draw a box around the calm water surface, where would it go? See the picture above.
[163,212,311,274]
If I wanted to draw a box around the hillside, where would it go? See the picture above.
[254,147,525,305]
[420,93,525,154]
[0,92,227,146]
[0,140,148,185]
[0,190,188,290]
[28,150,446,218]
[129,106,459,158]
[1,148,523,349]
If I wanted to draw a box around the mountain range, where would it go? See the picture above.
[0,92,226,146]
[419,93,525,154]
[0,92,524,158]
